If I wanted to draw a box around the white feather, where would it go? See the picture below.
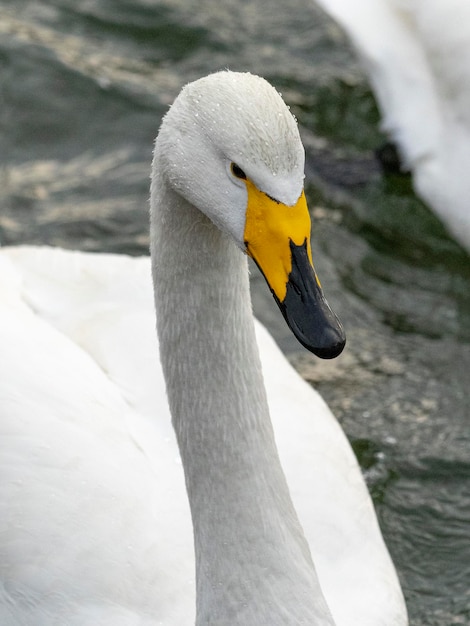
[0,71,407,625]
[316,0,470,251]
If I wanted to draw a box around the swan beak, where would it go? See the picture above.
[244,181,346,359]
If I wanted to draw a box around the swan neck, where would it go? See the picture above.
[150,172,334,624]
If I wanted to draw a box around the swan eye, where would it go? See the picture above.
[231,163,247,180]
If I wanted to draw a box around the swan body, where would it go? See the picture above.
[315,0,470,252]
[0,71,407,625]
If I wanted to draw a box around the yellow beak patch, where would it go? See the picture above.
[243,179,315,302]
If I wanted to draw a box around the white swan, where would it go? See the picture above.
[0,71,407,625]
[315,0,470,253]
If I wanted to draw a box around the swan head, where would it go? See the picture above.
[155,71,345,358]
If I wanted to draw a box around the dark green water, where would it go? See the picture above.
[1,1,469,624]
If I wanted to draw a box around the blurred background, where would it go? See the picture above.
[0,1,469,623]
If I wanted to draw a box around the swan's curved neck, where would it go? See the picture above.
[151,168,334,625]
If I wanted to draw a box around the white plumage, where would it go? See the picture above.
[0,71,407,625]
[316,0,470,252]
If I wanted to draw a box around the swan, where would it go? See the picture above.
[0,71,408,625]
[315,0,470,253]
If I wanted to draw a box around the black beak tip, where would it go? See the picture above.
[292,316,346,359]
[310,325,346,359]
[257,238,347,360]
